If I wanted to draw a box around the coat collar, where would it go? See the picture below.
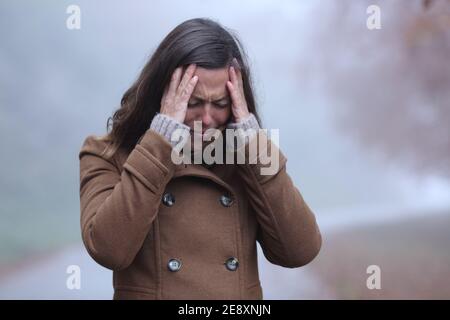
[172,137,239,192]
[173,161,236,193]
[117,134,239,193]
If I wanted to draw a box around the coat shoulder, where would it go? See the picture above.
[79,134,130,172]
[79,134,112,157]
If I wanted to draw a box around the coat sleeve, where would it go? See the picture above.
[78,129,175,271]
[235,131,322,268]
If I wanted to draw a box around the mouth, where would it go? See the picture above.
[190,128,209,135]
[189,125,226,138]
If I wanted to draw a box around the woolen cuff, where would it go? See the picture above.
[227,113,260,131]
[149,113,191,147]
[225,113,261,151]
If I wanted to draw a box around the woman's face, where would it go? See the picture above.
[184,67,232,134]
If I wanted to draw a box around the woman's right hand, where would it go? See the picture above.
[160,64,198,123]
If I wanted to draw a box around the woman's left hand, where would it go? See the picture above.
[227,58,250,123]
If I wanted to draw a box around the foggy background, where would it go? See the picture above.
[1,0,449,299]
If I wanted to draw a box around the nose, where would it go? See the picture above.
[200,105,213,129]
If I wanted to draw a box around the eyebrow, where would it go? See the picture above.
[190,95,230,102]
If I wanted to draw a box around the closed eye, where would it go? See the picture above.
[188,97,230,108]
[188,101,201,108]
[214,101,230,108]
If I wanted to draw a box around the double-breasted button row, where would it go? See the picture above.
[162,192,234,207]
[166,257,239,272]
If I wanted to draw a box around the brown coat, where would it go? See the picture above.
[78,128,321,300]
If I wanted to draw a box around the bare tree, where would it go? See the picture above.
[303,0,450,177]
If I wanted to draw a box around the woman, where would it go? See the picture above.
[79,18,321,300]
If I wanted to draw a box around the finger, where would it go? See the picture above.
[161,84,168,104]
[231,58,244,88]
[230,66,246,100]
[230,65,245,97]
[226,80,242,108]
[178,64,197,94]
[231,57,241,70]
[168,67,182,98]
[229,66,238,86]
[180,75,199,101]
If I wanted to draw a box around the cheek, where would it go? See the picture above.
[184,109,193,122]
[213,106,232,125]
[183,109,197,127]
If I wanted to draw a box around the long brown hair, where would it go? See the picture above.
[101,18,261,159]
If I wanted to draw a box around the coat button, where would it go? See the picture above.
[225,257,239,271]
[167,258,182,272]
[219,194,233,207]
[162,192,175,207]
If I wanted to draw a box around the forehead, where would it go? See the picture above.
[192,67,229,99]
